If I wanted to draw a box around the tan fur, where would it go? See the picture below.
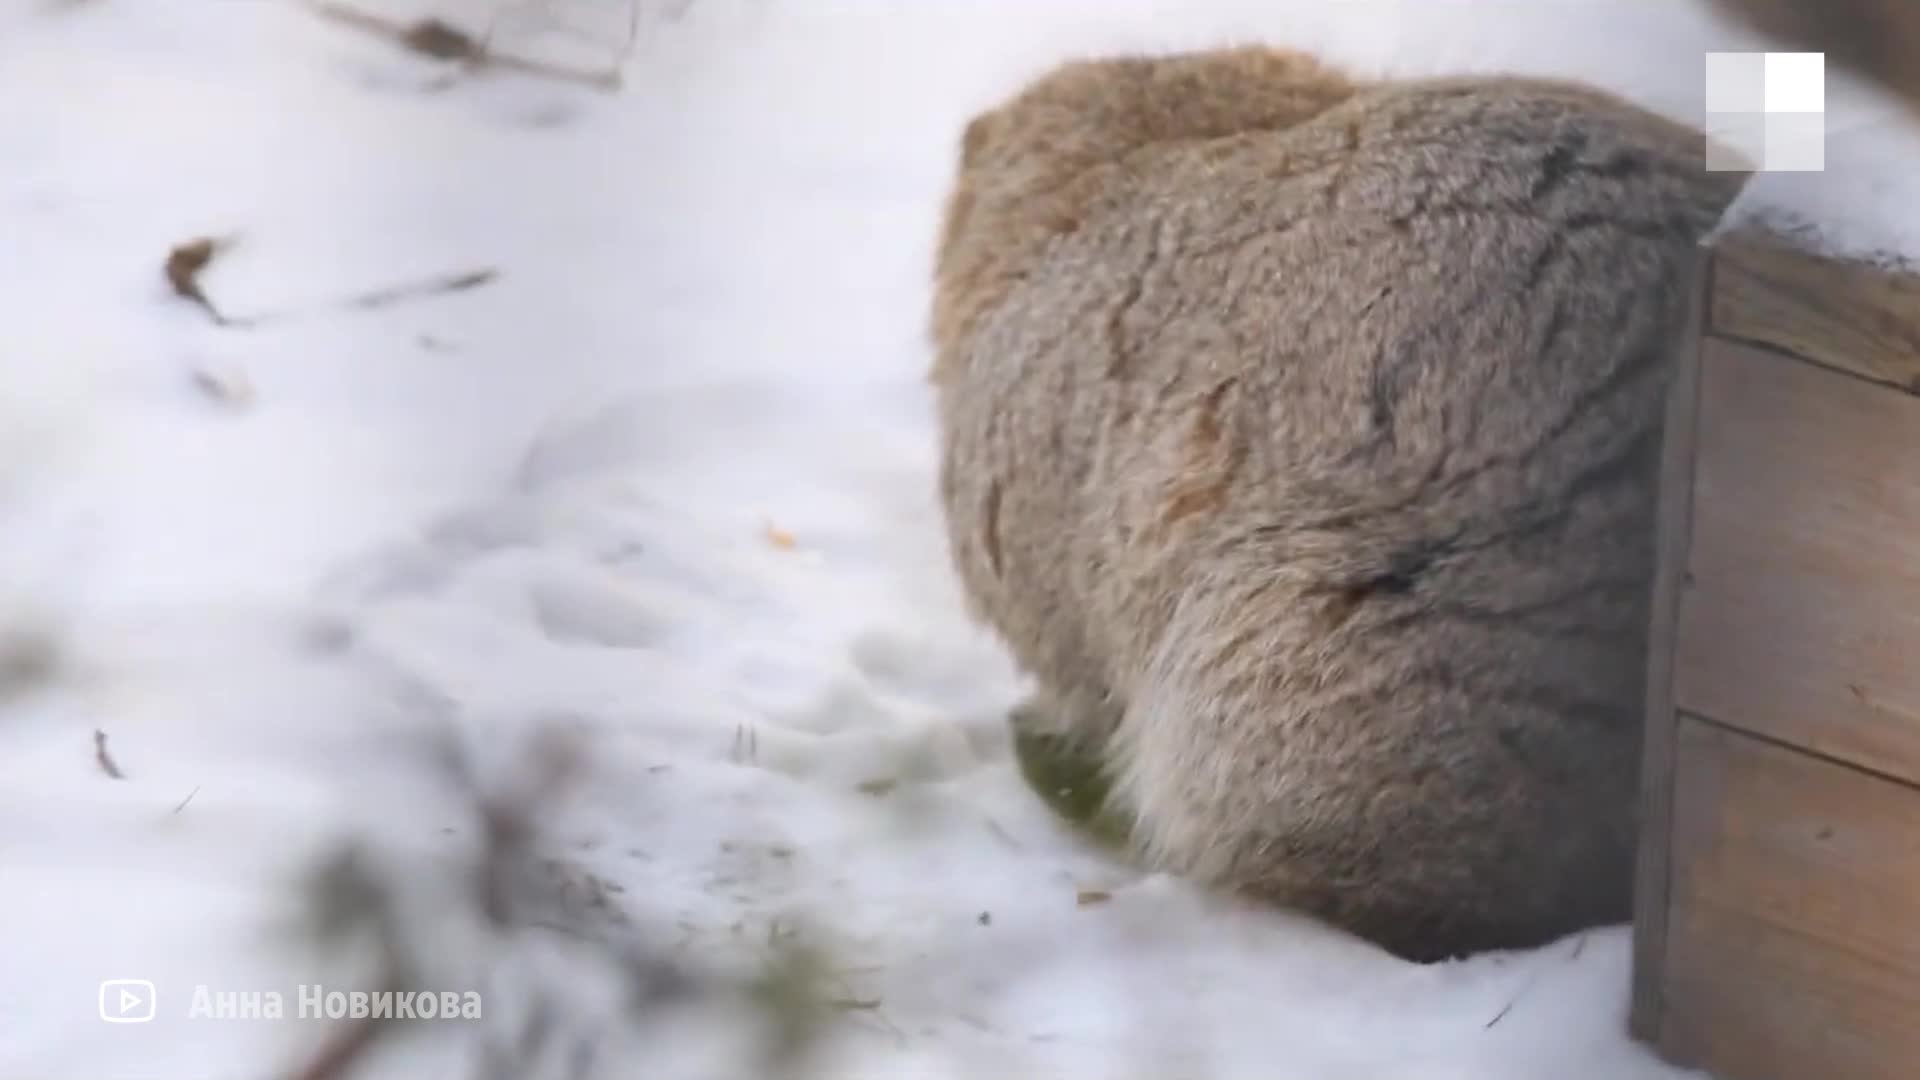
[929,45,1750,962]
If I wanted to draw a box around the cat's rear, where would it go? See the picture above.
[931,47,1751,961]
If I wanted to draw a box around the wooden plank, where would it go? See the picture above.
[1628,243,1711,1047]
[1674,336,1920,785]
[1656,715,1920,1080]
[1705,0,1920,121]
[1711,227,1920,393]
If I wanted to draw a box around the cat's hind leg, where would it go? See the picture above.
[1009,684,1134,848]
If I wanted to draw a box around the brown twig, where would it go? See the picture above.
[1484,933,1587,1029]
[401,17,481,61]
[305,0,623,92]
[186,264,499,329]
[345,268,498,311]
[93,729,125,780]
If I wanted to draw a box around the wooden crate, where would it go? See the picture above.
[1631,227,1920,1079]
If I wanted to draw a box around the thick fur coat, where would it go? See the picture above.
[929,46,1749,961]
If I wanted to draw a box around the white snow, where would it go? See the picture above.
[3,1,1915,1077]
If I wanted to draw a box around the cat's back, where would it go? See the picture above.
[1069,73,1739,376]
[1020,75,1748,670]
[930,52,1755,960]
[1053,75,1744,517]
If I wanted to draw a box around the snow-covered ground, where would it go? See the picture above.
[4,1,1917,1077]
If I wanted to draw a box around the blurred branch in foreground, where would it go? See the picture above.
[276,725,841,1080]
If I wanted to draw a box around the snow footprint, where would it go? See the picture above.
[846,625,1025,751]
[744,677,988,792]
[524,559,687,650]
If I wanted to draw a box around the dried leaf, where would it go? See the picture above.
[165,235,235,325]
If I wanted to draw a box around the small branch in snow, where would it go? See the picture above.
[174,261,499,330]
[305,1,482,61]
[304,1,625,92]
[172,786,201,814]
[981,816,1022,850]
[93,729,126,780]
[1484,933,1587,1029]
[344,267,498,312]
[399,17,481,62]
